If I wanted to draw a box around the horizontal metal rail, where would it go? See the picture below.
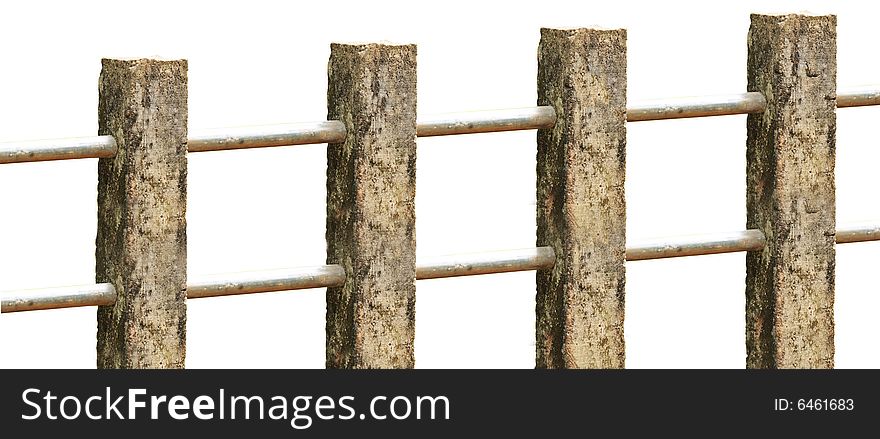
[835,223,880,244]
[4,224,877,313]
[626,92,767,121]
[836,86,880,108]
[187,121,347,153]
[417,107,557,136]
[3,87,877,164]
[416,247,556,279]
[0,136,117,164]
[187,265,347,298]
[0,283,115,313]
[625,229,766,261]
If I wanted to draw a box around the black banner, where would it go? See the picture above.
[1,370,876,435]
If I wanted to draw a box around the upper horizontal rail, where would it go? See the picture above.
[187,121,347,153]
[4,224,877,313]
[626,92,767,121]
[417,107,557,136]
[835,86,880,108]
[0,136,117,164]
[416,247,556,279]
[835,223,880,244]
[3,87,877,164]
[187,265,347,299]
[0,283,115,313]
[625,229,766,261]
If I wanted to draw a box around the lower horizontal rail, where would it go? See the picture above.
[3,224,878,313]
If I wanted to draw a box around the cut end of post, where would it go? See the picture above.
[101,57,188,66]
[329,42,417,52]
[540,27,626,40]
[750,12,836,20]
[749,13,837,28]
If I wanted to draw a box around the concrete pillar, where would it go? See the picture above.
[96,58,188,369]
[746,14,837,368]
[536,28,627,368]
[326,43,418,369]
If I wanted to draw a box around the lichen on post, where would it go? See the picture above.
[96,58,188,369]
[536,28,627,369]
[325,43,418,369]
[746,14,837,369]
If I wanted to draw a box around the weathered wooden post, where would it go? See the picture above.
[325,43,418,368]
[746,14,837,368]
[96,58,188,369]
[536,28,628,368]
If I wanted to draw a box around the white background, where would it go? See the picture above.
[1,0,877,368]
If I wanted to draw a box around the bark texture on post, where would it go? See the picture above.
[326,43,417,369]
[96,59,188,369]
[536,28,627,369]
[746,14,837,369]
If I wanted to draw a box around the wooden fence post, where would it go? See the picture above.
[96,58,188,369]
[746,14,837,368]
[536,28,627,368]
[325,43,418,369]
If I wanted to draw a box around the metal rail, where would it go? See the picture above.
[626,92,766,121]
[836,86,880,108]
[0,136,117,164]
[3,87,877,164]
[187,265,347,299]
[4,225,877,313]
[0,283,115,313]
[625,229,766,261]
[416,247,556,279]
[835,223,880,244]
[187,121,347,153]
[417,107,556,136]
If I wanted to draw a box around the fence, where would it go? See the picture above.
[1,13,878,368]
